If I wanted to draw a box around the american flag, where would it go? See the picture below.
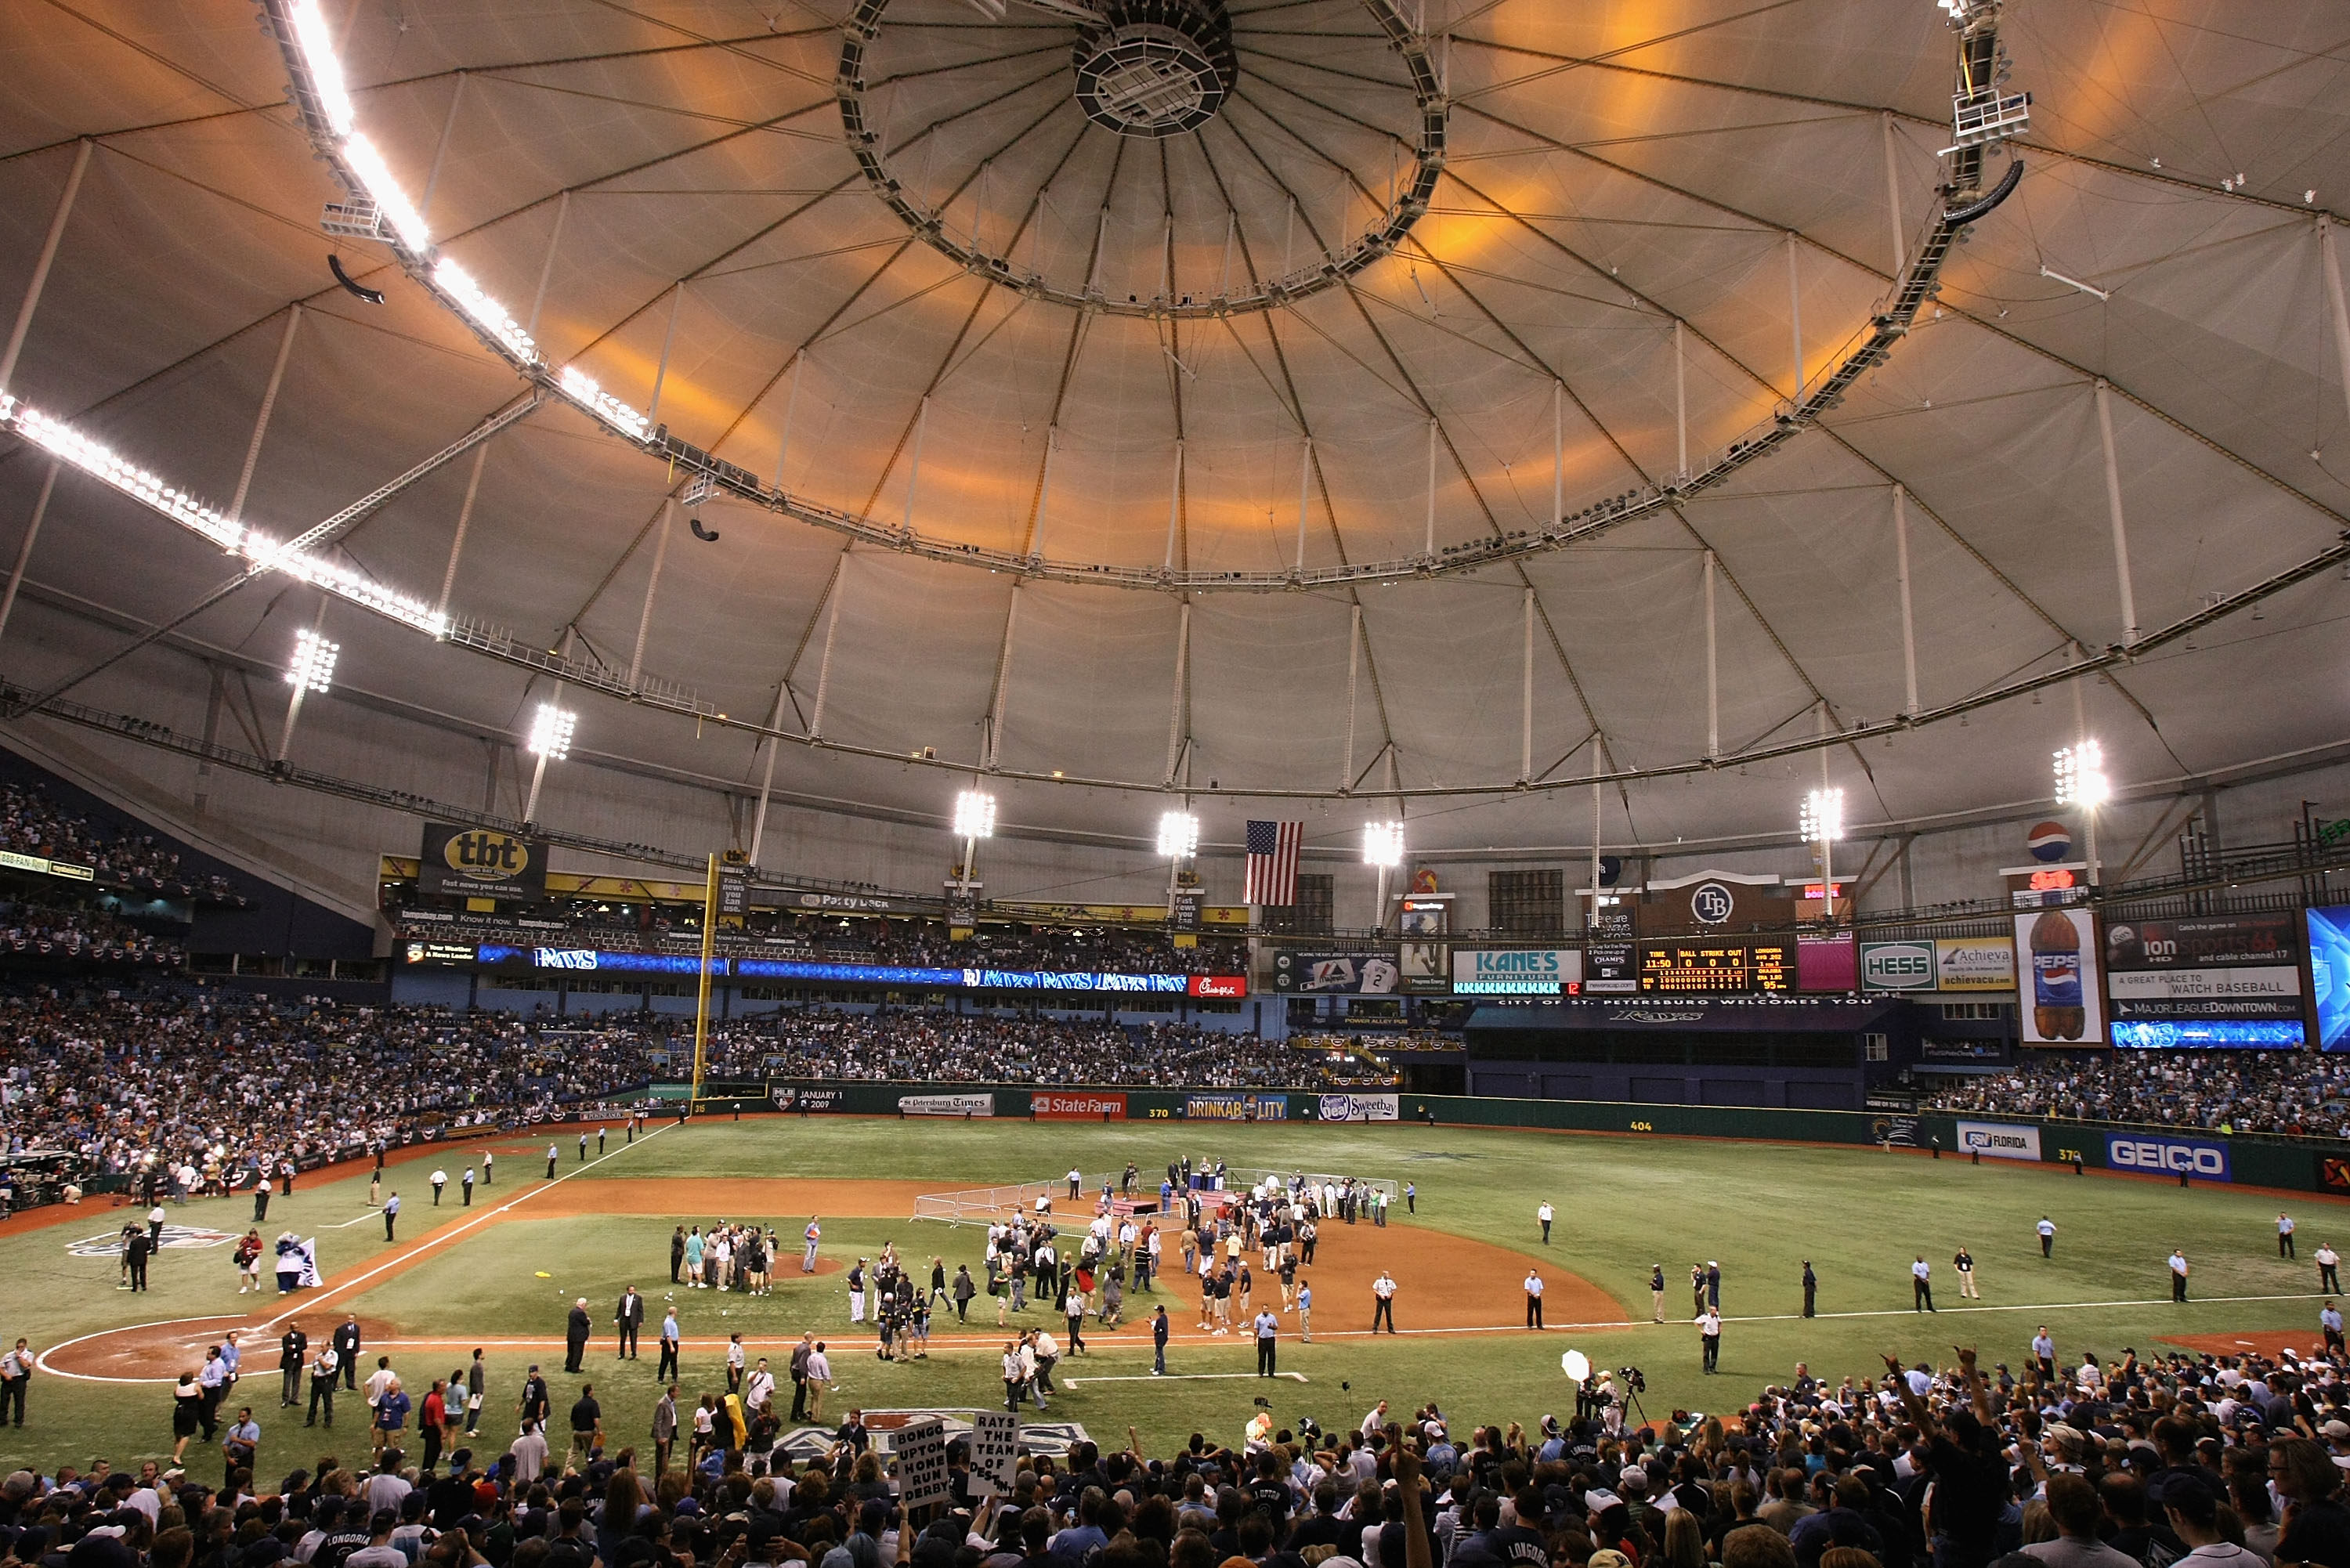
[1244,819,1303,906]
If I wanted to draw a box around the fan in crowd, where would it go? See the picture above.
[1924,1051,2350,1139]
[9,1321,2350,1568]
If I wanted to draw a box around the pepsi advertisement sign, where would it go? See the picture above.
[2106,1134,2230,1182]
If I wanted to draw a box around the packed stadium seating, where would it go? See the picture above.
[1922,1050,2350,1139]
[0,781,234,901]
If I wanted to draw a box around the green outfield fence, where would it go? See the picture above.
[645,1080,2350,1198]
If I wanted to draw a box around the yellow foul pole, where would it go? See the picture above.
[692,851,718,1105]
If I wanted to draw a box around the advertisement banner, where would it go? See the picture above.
[1936,937,2017,992]
[898,1093,993,1118]
[1956,1120,2043,1161]
[1317,1092,1400,1122]
[403,941,477,965]
[418,823,551,903]
[1869,1115,1922,1149]
[1188,975,1248,998]
[1270,952,1400,993]
[1797,934,1858,993]
[1452,948,1582,995]
[2106,1134,2230,1182]
[1919,1039,2006,1063]
[773,1087,846,1112]
[2105,915,2303,1046]
[2310,905,2350,1050]
[1186,1093,1289,1122]
[1033,1091,1127,1120]
[1860,941,1937,992]
[2016,909,2104,1046]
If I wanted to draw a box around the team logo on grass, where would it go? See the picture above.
[67,1224,237,1258]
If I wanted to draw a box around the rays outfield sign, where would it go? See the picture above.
[418,824,550,903]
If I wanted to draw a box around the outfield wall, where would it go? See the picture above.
[649,1079,2350,1198]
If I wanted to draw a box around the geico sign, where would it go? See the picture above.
[2106,1136,2229,1179]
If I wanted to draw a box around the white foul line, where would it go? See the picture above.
[36,1122,671,1384]
[1064,1371,1308,1386]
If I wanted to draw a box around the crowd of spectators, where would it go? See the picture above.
[0,993,1386,1195]
[0,991,650,1187]
[691,1008,1394,1089]
[1922,1051,2350,1138]
[9,1323,2350,1568]
[0,782,233,900]
[0,901,183,967]
[399,905,1251,977]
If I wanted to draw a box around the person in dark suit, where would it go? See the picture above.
[564,1299,591,1373]
[124,1227,151,1292]
[279,1324,308,1407]
[1802,1261,1817,1318]
[333,1317,362,1391]
[614,1288,644,1360]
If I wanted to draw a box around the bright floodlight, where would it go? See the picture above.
[527,703,577,761]
[953,789,997,841]
[285,627,339,694]
[2055,740,2109,807]
[1362,820,1405,868]
[1799,786,1844,844]
[1157,811,1199,860]
[287,0,356,135]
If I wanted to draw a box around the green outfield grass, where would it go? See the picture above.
[2,1115,2340,1480]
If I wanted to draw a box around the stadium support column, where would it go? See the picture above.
[0,138,91,399]
[228,305,302,526]
[1786,233,1804,405]
[1703,551,1717,761]
[1520,587,1533,783]
[0,461,59,649]
[646,282,685,428]
[627,499,674,687]
[1672,327,1687,482]
[1893,485,1918,716]
[2323,216,2350,426]
[1882,113,1905,276]
[524,190,569,342]
[2094,380,2138,648]
[747,678,790,869]
[692,851,718,1104]
[1295,437,1311,573]
[435,445,490,622]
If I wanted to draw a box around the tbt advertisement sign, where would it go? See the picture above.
[2016,909,2103,1046]
[2106,1133,2230,1181]
[2105,914,2303,1048]
[1956,1120,2043,1161]
[1033,1092,1126,1121]
[418,824,550,903]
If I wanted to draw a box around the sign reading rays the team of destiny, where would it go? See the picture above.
[419,823,551,903]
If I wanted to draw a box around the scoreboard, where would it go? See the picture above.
[1638,938,1794,994]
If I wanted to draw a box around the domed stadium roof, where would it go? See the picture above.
[1,0,2345,862]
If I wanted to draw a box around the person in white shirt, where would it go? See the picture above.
[745,1357,776,1412]
[429,1170,447,1206]
[804,1342,832,1418]
[510,1419,547,1485]
[360,1456,410,1516]
[2170,1249,2190,1302]
[2037,1216,2057,1258]
[1360,1399,1390,1437]
[2281,1213,2298,1259]
[1911,1256,1936,1313]
[2321,1242,2342,1294]
[1524,1271,1545,1329]
[1537,1202,1553,1245]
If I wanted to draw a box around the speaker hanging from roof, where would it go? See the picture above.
[1072,0,1238,139]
